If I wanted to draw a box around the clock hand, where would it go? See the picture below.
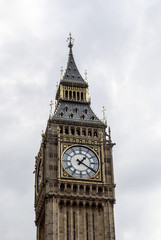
[76,159,97,173]
[78,156,86,165]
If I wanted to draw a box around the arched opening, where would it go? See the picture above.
[65,90,68,99]
[88,129,92,136]
[98,187,103,196]
[60,183,65,192]
[73,91,76,100]
[75,107,78,113]
[92,203,96,208]
[73,185,77,193]
[79,202,83,207]
[94,129,98,137]
[82,128,86,136]
[81,92,83,101]
[59,126,63,134]
[92,186,96,194]
[71,127,75,135]
[76,128,80,135]
[73,201,77,207]
[85,202,89,208]
[77,92,80,101]
[81,115,85,120]
[84,109,88,114]
[69,91,72,99]
[65,126,69,134]
[86,186,90,195]
[80,185,84,194]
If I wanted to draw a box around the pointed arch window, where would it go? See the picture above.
[94,129,98,137]
[82,128,86,136]
[74,107,78,113]
[59,126,63,134]
[60,183,65,192]
[88,129,92,136]
[84,109,88,114]
[70,113,74,119]
[65,126,69,134]
[73,185,77,193]
[73,91,76,100]
[65,91,68,99]
[69,91,72,99]
[81,92,83,101]
[76,127,80,135]
[77,92,80,101]
[71,127,75,135]
[86,186,90,195]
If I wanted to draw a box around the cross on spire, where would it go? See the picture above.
[67,32,74,48]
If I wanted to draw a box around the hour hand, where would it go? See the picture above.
[77,156,86,165]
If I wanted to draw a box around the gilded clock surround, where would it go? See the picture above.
[34,34,116,240]
[61,144,101,181]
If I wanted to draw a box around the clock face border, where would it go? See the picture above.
[61,144,101,180]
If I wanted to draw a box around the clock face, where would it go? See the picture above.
[62,146,99,179]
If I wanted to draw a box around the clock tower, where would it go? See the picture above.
[34,34,116,240]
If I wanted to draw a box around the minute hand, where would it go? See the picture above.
[76,159,97,173]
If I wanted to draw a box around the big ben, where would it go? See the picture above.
[34,34,116,240]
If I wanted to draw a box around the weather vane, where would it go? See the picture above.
[67,32,75,48]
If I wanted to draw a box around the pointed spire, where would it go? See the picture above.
[60,33,88,87]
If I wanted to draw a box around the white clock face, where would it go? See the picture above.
[62,146,99,179]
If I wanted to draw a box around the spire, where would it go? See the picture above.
[60,33,88,87]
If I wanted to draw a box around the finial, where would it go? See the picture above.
[85,69,88,82]
[60,67,63,79]
[41,130,45,137]
[102,106,107,124]
[49,100,53,116]
[67,32,74,48]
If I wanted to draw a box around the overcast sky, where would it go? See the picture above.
[0,0,161,239]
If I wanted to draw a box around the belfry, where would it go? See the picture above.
[34,34,116,240]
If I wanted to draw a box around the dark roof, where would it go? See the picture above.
[60,47,88,87]
[51,101,105,127]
